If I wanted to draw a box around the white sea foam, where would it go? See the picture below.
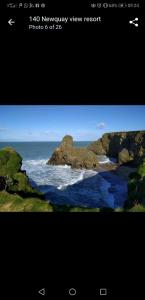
[97,155,110,164]
[99,157,110,164]
[22,158,126,208]
[22,159,48,166]
[57,169,86,190]
[55,164,71,169]
[97,155,117,164]
[22,159,93,191]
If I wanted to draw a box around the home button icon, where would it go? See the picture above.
[68,288,77,296]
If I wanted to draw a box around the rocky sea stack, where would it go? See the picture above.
[47,131,145,211]
[47,135,99,169]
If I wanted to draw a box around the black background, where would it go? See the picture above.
[0,0,145,298]
[1,0,144,103]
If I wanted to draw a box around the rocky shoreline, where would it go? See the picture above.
[0,130,145,212]
[48,131,145,170]
[88,130,145,165]
[47,132,145,211]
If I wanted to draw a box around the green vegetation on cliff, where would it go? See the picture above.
[0,147,53,212]
[0,147,42,197]
[0,191,53,212]
[0,147,22,176]
[128,204,145,212]
[0,144,145,212]
[125,158,145,209]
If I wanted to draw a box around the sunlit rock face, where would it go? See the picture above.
[47,135,99,169]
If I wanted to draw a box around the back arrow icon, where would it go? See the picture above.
[8,19,15,26]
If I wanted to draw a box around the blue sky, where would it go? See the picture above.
[0,105,145,141]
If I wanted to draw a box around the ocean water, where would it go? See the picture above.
[0,142,127,208]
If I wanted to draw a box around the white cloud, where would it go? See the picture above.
[96,122,106,129]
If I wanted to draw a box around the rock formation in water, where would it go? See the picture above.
[0,147,53,212]
[47,135,99,169]
[88,131,145,165]
[47,132,145,212]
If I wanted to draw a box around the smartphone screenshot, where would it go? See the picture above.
[0,0,144,298]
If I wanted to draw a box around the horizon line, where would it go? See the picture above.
[0,140,94,142]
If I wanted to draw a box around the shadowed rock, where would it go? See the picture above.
[88,131,145,164]
[47,135,99,169]
[0,177,6,191]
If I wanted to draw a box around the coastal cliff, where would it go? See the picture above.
[88,130,145,165]
[48,131,145,168]
[48,131,145,211]
[0,147,53,211]
[1,131,145,212]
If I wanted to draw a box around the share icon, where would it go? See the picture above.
[129,17,139,27]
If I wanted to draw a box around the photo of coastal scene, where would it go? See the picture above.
[0,105,145,212]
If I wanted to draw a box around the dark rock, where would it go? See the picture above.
[0,176,6,191]
[48,135,99,169]
[88,131,145,164]
[0,175,17,192]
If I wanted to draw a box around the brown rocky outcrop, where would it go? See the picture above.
[88,131,145,164]
[47,135,99,169]
[118,148,130,164]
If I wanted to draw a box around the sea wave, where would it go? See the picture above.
[98,157,110,164]
[54,164,71,169]
[22,158,126,208]
[57,171,84,190]
[97,155,117,164]
[22,159,96,191]
[22,159,48,166]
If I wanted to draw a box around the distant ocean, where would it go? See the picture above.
[0,142,127,208]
